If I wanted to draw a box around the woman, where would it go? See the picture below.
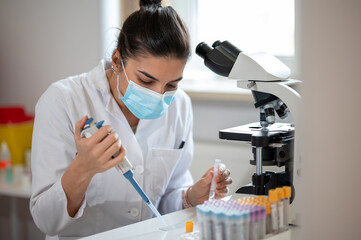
[30,0,232,238]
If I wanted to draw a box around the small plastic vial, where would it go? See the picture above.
[0,142,11,183]
[196,206,205,240]
[276,188,285,232]
[265,202,272,235]
[242,210,250,240]
[268,189,279,234]
[283,186,292,230]
[249,206,259,240]
[259,206,267,239]
[209,159,221,199]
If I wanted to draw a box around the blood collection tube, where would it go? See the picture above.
[196,206,205,240]
[268,189,279,234]
[242,210,250,240]
[283,186,292,230]
[258,206,266,239]
[276,188,285,232]
[265,202,272,235]
[249,206,259,240]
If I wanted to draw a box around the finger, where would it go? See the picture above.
[97,132,120,153]
[102,138,122,160]
[201,166,214,178]
[89,125,113,144]
[104,145,126,170]
[216,186,229,195]
[74,116,88,141]
[199,170,213,189]
[218,164,226,174]
[222,168,231,178]
[216,177,233,189]
[215,169,231,182]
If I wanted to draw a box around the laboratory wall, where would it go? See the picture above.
[299,0,361,239]
[0,0,103,112]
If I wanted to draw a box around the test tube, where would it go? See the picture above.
[212,208,224,240]
[283,186,292,230]
[197,206,205,240]
[268,189,279,234]
[276,188,285,232]
[265,202,272,235]
[224,211,233,240]
[209,159,221,199]
[242,210,250,240]
[205,207,215,240]
[259,206,266,239]
[249,206,259,240]
[232,211,242,240]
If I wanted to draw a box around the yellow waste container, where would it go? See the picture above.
[0,106,34,165]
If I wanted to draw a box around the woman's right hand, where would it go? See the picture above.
[62,116,126,217]
[73,116,126,177]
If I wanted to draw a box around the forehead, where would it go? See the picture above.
[126,56,186,81]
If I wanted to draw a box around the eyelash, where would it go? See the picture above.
[138,78,178,89]
[138,78,152,85]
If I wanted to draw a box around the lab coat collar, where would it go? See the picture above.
[87,59,112,94]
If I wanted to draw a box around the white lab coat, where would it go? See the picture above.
[30,60,194,239]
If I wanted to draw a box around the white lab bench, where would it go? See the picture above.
[77,206,291,240]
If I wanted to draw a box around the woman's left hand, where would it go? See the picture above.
[187,163,232,206]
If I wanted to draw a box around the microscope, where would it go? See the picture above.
[196,40,301,224]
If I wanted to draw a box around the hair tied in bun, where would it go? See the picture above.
[139,0,162,8]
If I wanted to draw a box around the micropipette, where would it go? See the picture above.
[209,159,221,199]
[81,118,167,226]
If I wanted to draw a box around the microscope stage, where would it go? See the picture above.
[219,122,294,142]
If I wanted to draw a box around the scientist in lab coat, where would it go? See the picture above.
[30,0,232,239]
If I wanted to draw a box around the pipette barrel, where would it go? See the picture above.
[123,170,150,204]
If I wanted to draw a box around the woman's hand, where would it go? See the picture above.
[73,116,126,177]
[61,116,126,217]
[187,163,232,206]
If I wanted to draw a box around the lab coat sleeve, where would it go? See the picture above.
[158,95,194,214]
[30,84,86,236]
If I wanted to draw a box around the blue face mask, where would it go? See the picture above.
[116,60,177,120]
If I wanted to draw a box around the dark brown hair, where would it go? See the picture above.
[116,0,190,63]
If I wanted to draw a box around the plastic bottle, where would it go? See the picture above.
[12,164,24,187]
[283,186,292,230]
[276,188,285,231]
[0,142,9,181]
[5,162,13,183]
[21,149,32,188]
[268,189,279,234]
[0,142,12,183]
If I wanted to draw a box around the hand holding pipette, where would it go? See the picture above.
[79,117,166,226]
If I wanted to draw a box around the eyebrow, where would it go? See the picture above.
[137,70,183,83]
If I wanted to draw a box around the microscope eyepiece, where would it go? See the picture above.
[212,40,222,48]
[195,42,212,60]
[195,40,242,77]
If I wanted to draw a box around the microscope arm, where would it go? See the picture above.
[237,79,301,124]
